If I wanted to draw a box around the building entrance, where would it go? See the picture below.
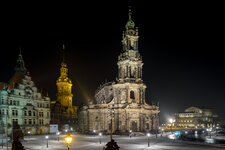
[131,121,137,132]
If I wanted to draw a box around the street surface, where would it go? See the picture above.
[1,133,225,150]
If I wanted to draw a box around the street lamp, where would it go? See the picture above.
[147,133,150,147]
[161,129,164,137]
[207,128,212,138]
[28,131,31,140]
[129,130,132,138]
[99,133,102,144]
[56,132,60,141]
[64,134,73,150]
[45,136,49,148]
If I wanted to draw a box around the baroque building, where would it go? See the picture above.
[50,45,77,131]
[174,106,218,129]
[0,52,50,135]
[79,9,160,134]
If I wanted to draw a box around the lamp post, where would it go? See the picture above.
[129,130,132,138]
[207,128,212,138]
[64,134,73,150]
[1,134,3,148]
[147,133,150,147]
[93,130,96,135]
[216,127,219,136]
[45,136,49,148]
[161,129,164,137]
[99,133,102,144]
[28,131,31,140]
[57,132,60,141]
[169,118,174,133]
[108,104,115,141]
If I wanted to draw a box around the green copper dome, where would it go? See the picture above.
[125,9,135,29]
[0,90,8,95]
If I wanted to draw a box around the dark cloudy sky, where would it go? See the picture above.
[0,1,224,123]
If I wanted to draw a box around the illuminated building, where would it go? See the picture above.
[0,52,50,135]
[51,45,77,131]
[79,8,160,134]
[174,106,218,129]
[162,106,219,130]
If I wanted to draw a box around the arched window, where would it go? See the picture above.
[130,91,135,99]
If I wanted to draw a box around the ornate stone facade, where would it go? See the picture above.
[79,9,160,134]
[51,45,77,131]
[0,53,50,135]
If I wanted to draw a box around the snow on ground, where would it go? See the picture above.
[1,133,225,150]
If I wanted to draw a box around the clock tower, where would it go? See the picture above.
[56,45,77,115]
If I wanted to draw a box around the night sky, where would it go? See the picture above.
[1,1,224,123]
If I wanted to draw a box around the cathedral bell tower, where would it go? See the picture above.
[118,8,143,83]
[56,45,73,108]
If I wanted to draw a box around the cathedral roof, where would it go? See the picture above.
[8,72,23,90]
[0,72,23,91]
[0,82,7,90]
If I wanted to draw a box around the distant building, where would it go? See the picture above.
[0,52,51,135]
[79,8,160,134]
[50,45,78,131]
[172,106,218,129]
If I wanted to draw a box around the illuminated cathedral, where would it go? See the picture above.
[79,8,160,134]
[51,45,77,131]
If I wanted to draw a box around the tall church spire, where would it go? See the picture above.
[14,50,27,73]
[60,44,68,78]
[56,44,73,108]
[118,7,143,83]
[62,44,66,63]
[122,6,139,52]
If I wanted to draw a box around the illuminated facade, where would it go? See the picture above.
[0,53,50,135]
[79,9,160,134]
[51,46,77,131]
[174,106,218,129]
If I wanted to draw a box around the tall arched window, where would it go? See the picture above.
[130,91,135,99]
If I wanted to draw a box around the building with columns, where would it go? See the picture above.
[50,45,78,131]
[79,9,160,134]
[0,52,50,135]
